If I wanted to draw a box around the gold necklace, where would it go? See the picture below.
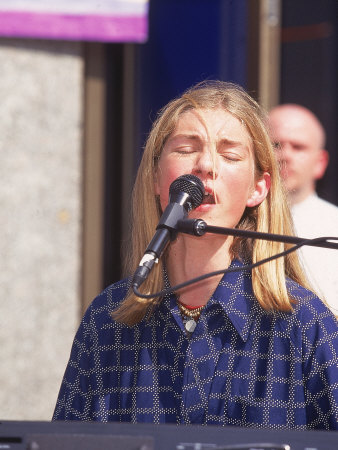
[177,300,205,333]
[177,302,204,318]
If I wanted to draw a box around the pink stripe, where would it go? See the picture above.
[0,11,148,42]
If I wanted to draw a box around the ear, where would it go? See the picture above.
[246,172,271,208]
[313,149,329,180]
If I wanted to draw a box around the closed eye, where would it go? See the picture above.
[292,144,307,151]
[218,139,249,161]
[219,152,242,162]
[174,146,198,154]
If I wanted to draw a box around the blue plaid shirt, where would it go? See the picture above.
[53,259,338,430]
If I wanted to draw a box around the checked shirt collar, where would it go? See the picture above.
[163,258,257,342]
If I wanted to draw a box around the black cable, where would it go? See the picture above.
[132,236,338,299]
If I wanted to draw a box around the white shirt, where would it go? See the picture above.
[291,193,338,315]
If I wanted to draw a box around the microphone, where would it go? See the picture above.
[132,174,205,290]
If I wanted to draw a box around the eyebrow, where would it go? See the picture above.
[166,134,201,144]
[218,138,247,149]
[167,133,247,149]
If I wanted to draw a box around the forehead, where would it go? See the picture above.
[269,108,320,145]
[170,107,251,143]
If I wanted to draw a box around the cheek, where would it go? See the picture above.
[156,182,170,211]
[155,162,185,210]
[296,152,312,166]
[215,175,252,224]
[220,164,255,199]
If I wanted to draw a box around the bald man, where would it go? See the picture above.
[269,104,338,315]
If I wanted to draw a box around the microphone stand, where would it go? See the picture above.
[132,218,337,299]
[177,218,338,250]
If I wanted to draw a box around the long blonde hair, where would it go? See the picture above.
[113,80,310,325]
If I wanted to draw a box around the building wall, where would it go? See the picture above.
[0,38,83,420]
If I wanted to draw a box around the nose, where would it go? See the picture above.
[192,149,217,178]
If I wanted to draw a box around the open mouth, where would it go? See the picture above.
[202,192,216,204]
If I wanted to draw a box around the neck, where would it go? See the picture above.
[288,185,316,206]
[166,233,232,307]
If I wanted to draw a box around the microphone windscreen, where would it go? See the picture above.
[169,174,204,210]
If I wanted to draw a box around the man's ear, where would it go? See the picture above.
[246,172,271,208]
[314,149,329,181]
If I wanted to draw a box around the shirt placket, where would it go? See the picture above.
[180,312,222,424]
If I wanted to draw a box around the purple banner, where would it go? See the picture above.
[0,1,148,42]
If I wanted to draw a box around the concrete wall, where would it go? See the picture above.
[0,38,83,420]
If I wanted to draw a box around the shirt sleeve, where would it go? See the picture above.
[52,306,96,421]
[302,309,338,430]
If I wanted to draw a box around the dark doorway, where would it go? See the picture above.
[280,0,338,205]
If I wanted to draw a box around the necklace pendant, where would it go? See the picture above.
[185,319,197,333]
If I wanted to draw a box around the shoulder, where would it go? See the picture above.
[91,278,130,309]
[283,279,338,343]
[312,196,338,217]
[80,278,130,331]
[294,195,338,221]
[287,278,333,317]
[292,195,338,236]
